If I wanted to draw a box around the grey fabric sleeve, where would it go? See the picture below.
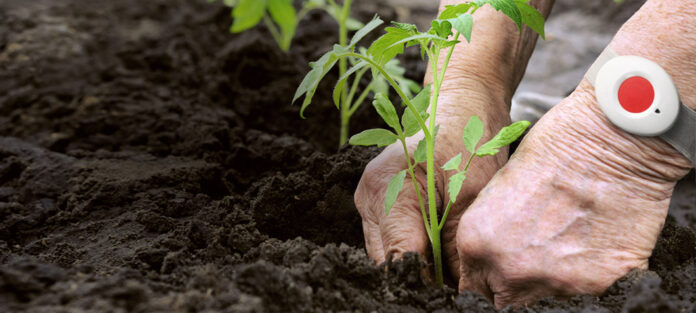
[661,103,696,167]
[585,48,696,167]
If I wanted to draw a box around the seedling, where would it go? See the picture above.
[294,0,545,286]
[213,0,364,52]
[216,0,418,145]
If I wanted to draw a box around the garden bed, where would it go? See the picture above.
[1,0,695,312]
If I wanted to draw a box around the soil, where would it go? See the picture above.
[1,0,695,312]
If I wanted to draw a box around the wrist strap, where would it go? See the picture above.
[586,48,696,167]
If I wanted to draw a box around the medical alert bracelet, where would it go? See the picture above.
[585,48,696,167]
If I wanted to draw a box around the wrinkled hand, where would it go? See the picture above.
[354,87,510,281]
[455,1,696,307]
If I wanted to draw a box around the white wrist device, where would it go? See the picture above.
[585,48,696,167]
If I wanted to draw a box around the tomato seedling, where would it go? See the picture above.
[213,0,364,52]
[216,0,419,145]
[294,0,545,286]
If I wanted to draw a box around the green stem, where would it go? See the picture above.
[425,31,462,287]
[399,138,432,241]
[345,67,369,116]
[439,201,453,230]
[425,47,442,286]
[439,152,475,230]
[341,53,431,138]
[263,15,286,51]
[347,84,371,117]
[337,0,351,146]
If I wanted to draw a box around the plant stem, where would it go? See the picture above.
[347,84,371,117]
[399,138,432,241]
[438,152,473,230]
[337,0,352,146]
[424,31,462,287]
[342,53,431,138]
[263,15,286,51]
[425,47,442,286]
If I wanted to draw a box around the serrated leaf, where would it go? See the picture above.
[386,33,446,50]
[333,61,368,108]
[391,22,418,33]
[294,46,348,117]
[430,20,453,38]
[439,3,473,19]
[267,0,297,48]
[413,125,439,163]
[367,27,417,65]
[475,120,530,156]
[447,13,473,42]
[384,59,420,99]
[413,138,427,163]
[370,76,389,96]
[442,153,462,171]
[462,116,483,153]
[474,0,522,30]
[385,169,407,215]
[349,17,383,48]
[231,0,267,33]
[349,128,398,147]
[373,93,401,133]
[448,171,467,202]
[401,87,430,137]
[346,17,365,31]
[515,0,545,39]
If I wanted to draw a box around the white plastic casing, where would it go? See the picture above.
[595,55,680,136]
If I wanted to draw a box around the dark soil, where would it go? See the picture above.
[1,0,695,312]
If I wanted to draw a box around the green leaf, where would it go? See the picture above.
[392,22,418,33]
[346,17,365,31]
[333,61,368,108]
[367,26,417,65]
[349,128,398,147]
[447,13,474,42]
[413,125,439,163]
[386,33,447,50]
[267,0,297,46]
[442,153,462,171]
[294,45,348,117]
[515,0,545,39]
[430,20,453,38]
[462,116,484,153]
[474,0,522,30]
[475,120,530,156]
[373,93,401,133]
[385,170,407,215]
[413,138,427,163]
[448,171,467,203]
[349,17,384,48]
[402,86,430,137]
[439,3,474,19]
[384,59,420,99]
[231,0,267,33]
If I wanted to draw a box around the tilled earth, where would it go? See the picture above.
[1,0,695,312]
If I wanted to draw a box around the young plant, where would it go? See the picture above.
[294,0,545,286]
[212,0,364,52]
[217,0,418,145]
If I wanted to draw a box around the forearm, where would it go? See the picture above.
[603,0,696,110]
[427,0,554,131]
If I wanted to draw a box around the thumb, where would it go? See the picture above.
[379,177,429,261]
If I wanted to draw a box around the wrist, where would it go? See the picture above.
[576,0,696,174]
[569,80,692,187]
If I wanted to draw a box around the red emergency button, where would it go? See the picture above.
[617,76,654,113]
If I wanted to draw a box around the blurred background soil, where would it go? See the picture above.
[0,0,694,312]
